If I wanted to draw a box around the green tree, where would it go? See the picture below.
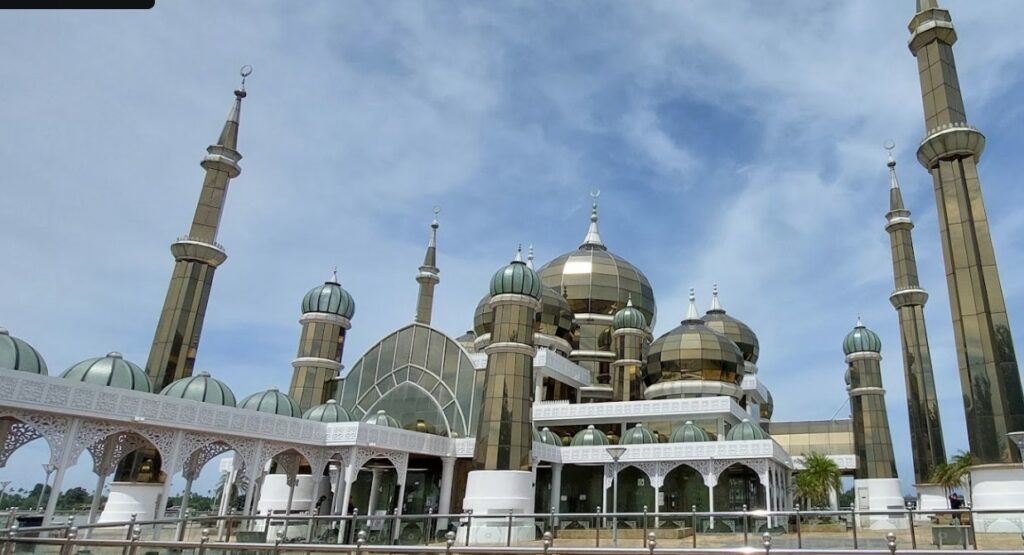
[930,451,974,508]
[793,452,841,509]
[950,451,973,502]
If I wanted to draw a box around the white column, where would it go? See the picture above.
[281,477,296,537]
[550,463,563,512]
[336,450,358,544]
[43,419,83,525]
[87,473,107,524]
[181,476,195,515]
[43,465,69,525]
[391,463,408,543]
[366,468,383,516]
[437,457,456,530]
[717,419,726,441]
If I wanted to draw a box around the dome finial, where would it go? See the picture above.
[856,314,864,327]
[328,266,339,284]
[526,244,535,269]
[709,282,724,312]
[685,287,700,321]
[514,243,524,263]
[626,293,633,307]
[580,190,606,250]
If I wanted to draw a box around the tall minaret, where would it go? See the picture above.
[146,67,251,392]
[414,208,441,325]
[884,145,947,486]
[462,246,541,543]
[843,319,902,515]
[909,1,1024,464]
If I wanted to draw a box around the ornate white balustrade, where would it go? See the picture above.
[533,395,748,425]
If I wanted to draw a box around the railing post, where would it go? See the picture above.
[424,507,433,545]
[691,505,698,548]
[548,507,555,537]
[2,524,16,555]
[354,530,366,555]
[128,527,142,555]
[506,509,513,547]
[64,516,75,539]
[966,503,977,550]
[647,531,656,554]
[542,530,552,554]
[125,513,137,540]
[742,504,749,546]
[443,531,454,555]
[273,529,284,555]
[176,508,190,542]
[195,527,209,555]
[595,506,601,548]
[795,504,802,549]
[762,531,772,554]
[642,505,648,548]
[850,506,858,549]
[906,503,916,549]
[348,508,359,545]
[464,509,472,547]
[886,531,897,554]
[58,526,77,555]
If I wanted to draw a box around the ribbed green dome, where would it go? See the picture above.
[843,319,882,355]
[0,328,47,375]
[160,371,236,406]
[239,388,301,417]
[537,427,562,446]
[613,297,648,330]
[761,390,774,420]
[302,273,355,319]
[61,352,150,392]
[570,425,610,446]
[490,249,542,299]
[726,419,769,441]
[365,409,401,428]
[303,399,351,422]
[620,423,657,445]
[671,421,711,443]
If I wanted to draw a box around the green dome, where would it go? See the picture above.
[489,249,542,299]
[670,421,711,443]
[239,388,301,417]
[612,297,648,330]
[0,328,47,375]
[726,419,769,441]
[303,399,351,422]
[302,272,355,319]
[570,425,610,446]
[620,423,657,445]
[538,427,562,446]
[160,371,236,406]
[365,409,401,428]
[843,318,882,355]
[61,352,150,392]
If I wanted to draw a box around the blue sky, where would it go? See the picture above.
[2,1,1024,498]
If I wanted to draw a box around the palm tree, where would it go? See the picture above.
[950,451,973,503]
[930,462,959,508]
[213,471,249,510]
[793,452,842,509]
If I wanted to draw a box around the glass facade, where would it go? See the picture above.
[335,323,480,437]
[770,420,854,457]
[290,320,346,411]
[645,323,744,386]
[849,358,898,479]
[147,259,216,392]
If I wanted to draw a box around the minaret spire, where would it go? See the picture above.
[708,283,724,313]
[579,190,606,250]
[146,66,251,392]
[884,144,947,485]
[684,288,700,322]
[414,207,441,325]
[526,244,534,269]
[909,1,1024,465]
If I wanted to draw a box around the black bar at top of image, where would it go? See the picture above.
[3,0,154,8]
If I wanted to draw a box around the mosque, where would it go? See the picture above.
[1,0,1023,543]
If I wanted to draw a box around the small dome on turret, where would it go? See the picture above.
[670,421,711,443]
[760,390,774,420]
[571,424,610,446]
[702,285,759,363]
[62,352,150,392]
[160,371,236,406]
[613,296,648,331]
[302,269,355,319]
[620,423,657,445]
[239,387,301,417]
[490,246,542,299]
[303,399,351,422]
[843,317,882,355]
[0,327,47,375]
[365,409,401,428]
[726,418,769,441]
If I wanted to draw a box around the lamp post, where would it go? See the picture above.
[0,481,10,508]
[605,446,627,547]
[37,464,55,512]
